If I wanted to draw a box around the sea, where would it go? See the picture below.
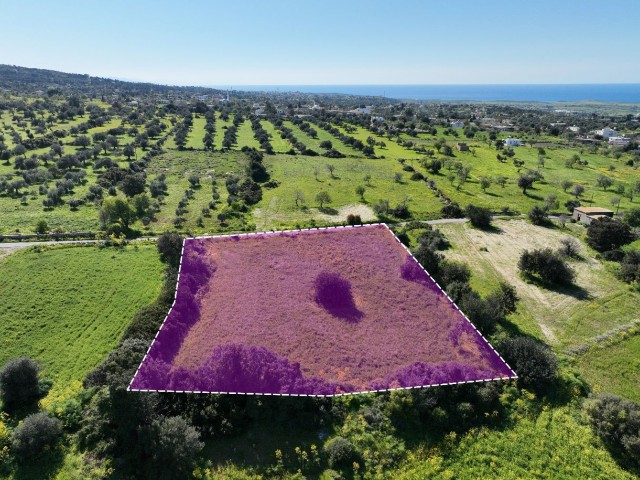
[221,84,640,103]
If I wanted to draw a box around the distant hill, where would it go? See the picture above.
[0,64,397,105]
[0,64,222,97]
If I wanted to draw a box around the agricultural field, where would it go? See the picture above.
[131,225,514,394]
[574,334,640,402]
[0,243,163,396]
[395,406,636,479]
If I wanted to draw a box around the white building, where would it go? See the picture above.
[450,120,464,128]
[608,136,630,146]
[568,126,580,133]
[597,127,618,139]
[350,106,372,115]
[371,116,385,123]
[504,137,522,147]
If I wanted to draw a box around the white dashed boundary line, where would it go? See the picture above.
[128,223,517,396]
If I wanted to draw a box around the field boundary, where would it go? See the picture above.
[128,223,516,396]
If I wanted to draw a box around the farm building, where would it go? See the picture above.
[572,207,614,225]
[504,137,522,146]
[450,120,464,128]
[608,136,630,146]
[457,142,469,151]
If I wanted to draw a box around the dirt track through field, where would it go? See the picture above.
[438,220,635,348]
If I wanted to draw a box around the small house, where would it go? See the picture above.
[572,207,614,225]
[504,137,522,147]
[456,142,469,151]
[596,127,618,139]
[450,120,464,128]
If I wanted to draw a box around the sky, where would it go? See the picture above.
[2,0,639,86]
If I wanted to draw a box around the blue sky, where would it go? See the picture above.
[2,0,638,86]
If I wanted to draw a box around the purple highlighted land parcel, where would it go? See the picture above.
[129,224,515,396]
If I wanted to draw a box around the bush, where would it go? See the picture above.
[586,394,640,465]
[346,214,361,225]
[465,205,492,229]
[518,248,575,285]
[156,233,184,267]
[500,336,558,389]
[618,250,640,283]
[558,237,581,258]
[145,416,204,480]
[324,436,360,471]
[564,199,581,213]
[438,260,471,287]
[0,358,45,409]
[11,412,62,461]
[586,218,634,252]
[528,205,549,225]
[441,203,464,218]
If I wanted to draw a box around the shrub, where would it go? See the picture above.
[156,233,184,267]
[465,205,492,229]
[346,214,362,225]
[390,203,410,219]
[35,219,48,235]
[500,336,558,389]
[528,205,549,225]
[586,394,640,465]
[586,218,634,252]
[518,248,575,285]
[564,199,581,213]
[438,260,471,287]
[618,250,640,283]
[0,358,45,408]
[145,416,204,480]
[441,203,464,218]
[324,436,360,471]
[558,237,581,258]
[11,412,62,461]
[485,282,519,316]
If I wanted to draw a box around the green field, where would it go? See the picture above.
[237,120,262,150]
[255,153,443,229]
[395,406,635,479]
[574,334,640,402]
[186,115,207,149]
[0,244,163,390]
[260,120,293,152]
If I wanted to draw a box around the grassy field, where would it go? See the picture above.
[186,115,207,149]
[255,153,443,229]
[260,120,292,153]
[144,149,247,233]
[237,120,262,150]
[573,334,640,402]
[0,243,163,390]
[437,219,640,348]
[395,406,635,479]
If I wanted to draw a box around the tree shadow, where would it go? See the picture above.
[479,224,503,234]
[524,275,591,300]
[12,446,66,480]
[318,207,339,215]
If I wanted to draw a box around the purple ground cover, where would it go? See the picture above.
[130,224,515,395]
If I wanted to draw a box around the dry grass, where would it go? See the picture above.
[437,219,640,349]
[171,225,509,390]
